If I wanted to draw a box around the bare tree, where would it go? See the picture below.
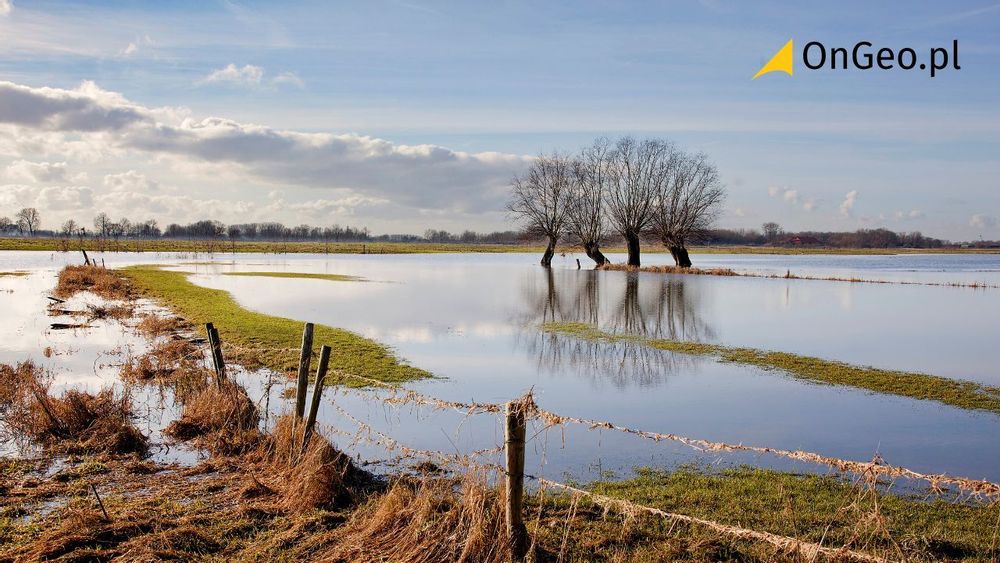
[0,216,11,234]
[762,222,782,242]
[566,139,612,266]
[507,152,572,267]
[604,137,673,267]
[93,213,112,238]
[15,208,40,236]
[60,219,79,236]
[652,151,725,267]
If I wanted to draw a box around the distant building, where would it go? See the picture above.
[783,235,822,246]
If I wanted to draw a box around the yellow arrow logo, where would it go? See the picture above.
[753,39,794,79]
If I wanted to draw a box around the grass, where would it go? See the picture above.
[542,321,1000,415]
[118,265,428,385]
[222,271,364,282]
[0,270,28,277]
[4,236,999,255]
[558,465,999,561]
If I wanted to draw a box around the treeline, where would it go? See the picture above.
[0,207,524,245]
[708,225,946,249]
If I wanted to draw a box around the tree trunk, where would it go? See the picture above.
[625,232,641,267]
[540,236,557,267]
[583,241,608,267]
[669,245,692,268]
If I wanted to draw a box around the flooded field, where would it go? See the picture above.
[2,250,998,485]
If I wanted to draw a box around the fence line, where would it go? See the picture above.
[533,477,893,563]
[327,400,895,563]
[170,327,1000,500]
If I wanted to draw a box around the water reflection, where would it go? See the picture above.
[516,270,717,387]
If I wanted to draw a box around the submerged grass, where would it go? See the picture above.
[543,321,1000,415]
[222,271,364,282]
[564,466,999,562]
[119,265,428,385]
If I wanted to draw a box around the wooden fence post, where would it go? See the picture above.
[505,399,528,561]
[294,322,315,419]
[302,345,331,452]
[205,323,226,386]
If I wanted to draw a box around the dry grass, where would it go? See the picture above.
[55,265,133,300]
[164,379,261,456]
[0,361,147,456]
[265,415,367,512]
[600,263,739,276]
[325,474,510,563]
[136,313,186,338]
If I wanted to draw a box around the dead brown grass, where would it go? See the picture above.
[55,265,133,300]
[136,313,186,338]
[325,474,510,563]
[599,263,739,276]
[265,415,367,513]
[164,379,261,456]
[0,361,147,456]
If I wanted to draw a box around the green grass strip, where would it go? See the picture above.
[570,466,996,561]
[120,265,429,385]
[222,271,364,282]
[542,321,1000,415]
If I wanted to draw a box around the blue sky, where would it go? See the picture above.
[0,0,998,239]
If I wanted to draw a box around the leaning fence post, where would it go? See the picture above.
[209,325,226,385]
[505,399,528,561]
[302,345,331,452]
[205,323,226,386]
[294,322,315,419]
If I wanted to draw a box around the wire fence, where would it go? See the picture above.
[184,320,999,561]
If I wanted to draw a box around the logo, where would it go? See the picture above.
[753,39,960,79]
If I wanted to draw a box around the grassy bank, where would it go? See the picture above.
[222,271,364,282]
[557,466,998,561]
[4,236,999,255]
[543,321,1000,415]
[119,265,428,384]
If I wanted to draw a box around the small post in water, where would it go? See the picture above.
[505,398,528,561]
[294,322,315,419]
[302,344,331,452]
[205,323,226,386]
[210,326,226,385]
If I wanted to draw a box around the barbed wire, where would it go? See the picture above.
[323,405,895,563]
[145,335,1000,500]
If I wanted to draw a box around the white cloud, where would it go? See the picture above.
[970,213,998,229]
[839,190,858,217]
[5,159,67,182]
[36,185,93,210]
[121,43,139,56]
[0,0,11,17]
[768,185,815,212]
[0,80,529,214]
[201,64,264,87]
[271,71,305,89]
[103,170,158,192]
[893,209,924,220]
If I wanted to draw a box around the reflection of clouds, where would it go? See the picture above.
[836,286,853,311]
[514,270,715,388]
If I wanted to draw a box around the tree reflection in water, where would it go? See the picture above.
[515,269,716,387]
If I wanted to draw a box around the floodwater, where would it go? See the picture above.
[1,250,998,486]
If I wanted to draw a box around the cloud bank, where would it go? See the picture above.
[0,80,529,217]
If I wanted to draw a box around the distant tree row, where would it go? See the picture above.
[507,136,725,268]
[0,208,524,247]
[710,223,946,249]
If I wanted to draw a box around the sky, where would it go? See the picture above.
[0,0,998,240]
